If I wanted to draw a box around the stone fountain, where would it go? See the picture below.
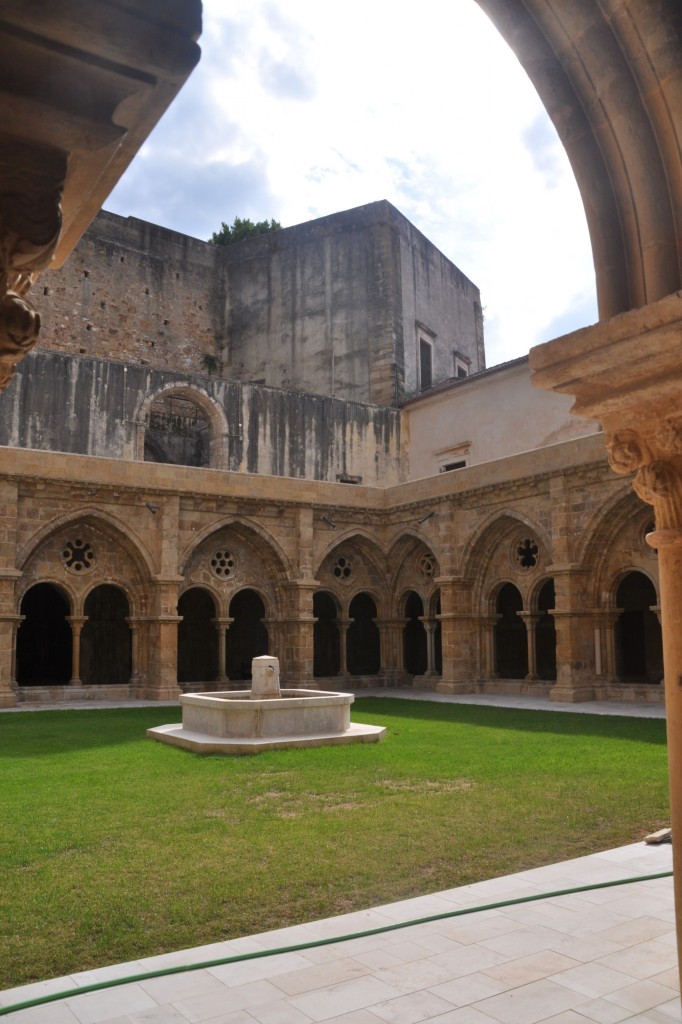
[147,656,386,754]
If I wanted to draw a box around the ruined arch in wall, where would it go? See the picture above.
[476,2,682,317]
[134,382,229,470]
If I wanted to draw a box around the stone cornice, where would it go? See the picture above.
[529,290,682,424]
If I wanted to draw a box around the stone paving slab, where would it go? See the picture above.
[0,844,677,1023]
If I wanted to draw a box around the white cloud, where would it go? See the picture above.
[105,0,598,366]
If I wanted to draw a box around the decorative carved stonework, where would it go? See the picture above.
[605,430,649,474]
[605,424,682,531]
[657,416,682,456]
[0,143,66,387]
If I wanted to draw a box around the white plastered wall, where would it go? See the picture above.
[404,356,600,480]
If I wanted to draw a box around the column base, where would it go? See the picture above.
[135,684,182,701]
[0,689,17,707]
[435,680,476,695]
[550,683,595,703]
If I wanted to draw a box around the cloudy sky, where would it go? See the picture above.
[106,0,598,368]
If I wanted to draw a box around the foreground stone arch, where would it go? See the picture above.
[476,1,682,317]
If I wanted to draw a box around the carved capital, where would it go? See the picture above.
[0,140,65,386]
[656,415,682,456]
[0,291,41,387]
[634,461,680,503]
[605,430,650,474]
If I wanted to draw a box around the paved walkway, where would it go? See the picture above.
[1,690,676,1023]
[0,686,667,718]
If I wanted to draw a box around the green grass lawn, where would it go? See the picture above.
[0,698,669,988]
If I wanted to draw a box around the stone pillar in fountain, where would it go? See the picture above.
[250,655,281,699]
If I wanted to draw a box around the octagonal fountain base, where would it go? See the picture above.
[148,658,386,754]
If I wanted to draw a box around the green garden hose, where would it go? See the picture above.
[0,869,673,1018]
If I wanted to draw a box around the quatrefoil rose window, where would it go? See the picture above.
[62,539,95,574]
[515,538,539,570]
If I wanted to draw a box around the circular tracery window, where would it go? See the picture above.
[62,539,95,573]
[332,555,352,581]
[210,550,236,578]
[418,554,436,580]
[515,538,539,570]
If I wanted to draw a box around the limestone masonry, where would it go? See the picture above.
[0,203,659,708]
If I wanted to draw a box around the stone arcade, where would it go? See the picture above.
[4,0,682,988]
[0,202,663,709]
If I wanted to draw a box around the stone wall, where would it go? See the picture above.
[0,350,404,486]
[36,202,482,407]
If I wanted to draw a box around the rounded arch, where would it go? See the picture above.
[607,565,660,609]
[613,571,663,684]
[347,591,381,677]
[80,584,132,686]
[227,587,269,681]
[477,2,682,316]
[178,586,219,685]
[403,590,427,676]
[493,581,528,679]
[313,589,341,679]
[134,381,229,469]
[16,582,72,685]
[534,577,557,682]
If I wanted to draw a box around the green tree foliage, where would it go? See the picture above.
[209,216,282,246]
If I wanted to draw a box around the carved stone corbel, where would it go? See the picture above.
[605,425,682,532]
[0,141,66,388]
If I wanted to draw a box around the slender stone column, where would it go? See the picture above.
[66,616,87,685]
[520,612,539,681]
[338,618,351,678]
[419,619,437,677]
[528,289,682,986]
[125,618,142,688]
[212,617,232,684]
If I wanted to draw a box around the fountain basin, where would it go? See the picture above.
[147,688,386,754]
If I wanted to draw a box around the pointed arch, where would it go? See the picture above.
[16,507,156,582]
[315,527,389,573]
[463,510,552,597]
[179,516,292,580]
